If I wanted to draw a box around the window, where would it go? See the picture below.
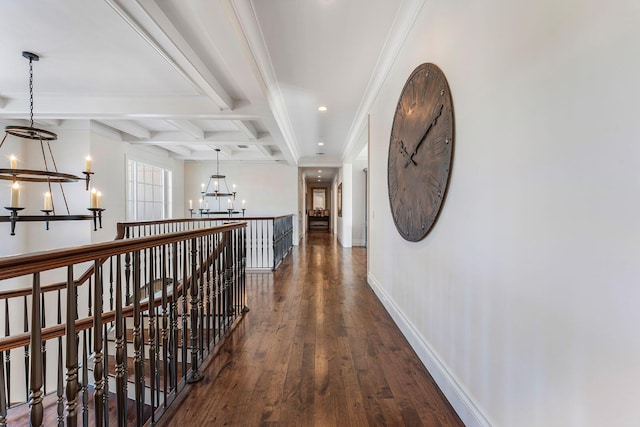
[127,160,172,220]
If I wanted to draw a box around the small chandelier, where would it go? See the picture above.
[189,148,246,218]
[0,51,104,235]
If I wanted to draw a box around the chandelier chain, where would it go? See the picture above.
[28,56,34,128]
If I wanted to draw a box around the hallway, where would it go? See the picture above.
[159,231,463,426]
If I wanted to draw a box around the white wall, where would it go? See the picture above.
[89,123,185,243]
[351,158,367,247]
[298,168,305,241]
[336,164,353,247]
[368,1,640,426]
[184,162,299,242]
[336,158,366,247]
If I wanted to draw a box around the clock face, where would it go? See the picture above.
[387,63,454,242]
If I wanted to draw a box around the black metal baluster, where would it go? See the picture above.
[170,242,178,391]
[56,290,63,427]
[205,235,211,351]
[187,238,203,383]
[236,228,241,314]
[148,247,157,424]
[103,323,109,426]
[115,254,127,426]
[247,219,252,269]
[198,237,204,360]
[109,257,114,313]
[125,251,132,306]
[29,272,43,427]
[234,228,239,315]
[23,295,29,403]
[93,260,104,426]
[221,233,229,334]
[65,265,79,426]
[87,277,92,353]
[216,235,223,341]
[181,241,188,382]
[40,292,46,394]
[4,300,10,406]
[155,249,161,407]
[0,348,6,427]
[228,230,235,319]
[82,330,88,427]
[161,245,169,407]
[242,226,249,313]
[133,250,144,425]
[273,218,278,268]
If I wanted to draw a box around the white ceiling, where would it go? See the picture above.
[0,0,423,184]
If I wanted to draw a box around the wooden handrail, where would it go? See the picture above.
[116,215,291,236]
[0,224,128,300]
[0,226,231,353]
[0,223,243,281]
[0,214,290,300]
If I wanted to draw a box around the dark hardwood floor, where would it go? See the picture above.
[159,230,463,426]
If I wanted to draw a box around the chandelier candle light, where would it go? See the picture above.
[0,51,105,235]
[189,148,246,218]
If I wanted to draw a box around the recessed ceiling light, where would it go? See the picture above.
[318,175,321,178]
[318,170,322,173]
[318,142,324,146]
[318,106,327,112]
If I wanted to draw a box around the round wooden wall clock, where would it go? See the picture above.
[388,63,454,242]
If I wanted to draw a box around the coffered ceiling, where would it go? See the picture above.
[0,0,424,177]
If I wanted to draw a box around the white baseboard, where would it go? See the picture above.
[367,273,493,427]
[352,238,366,247]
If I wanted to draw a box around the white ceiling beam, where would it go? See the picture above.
[105,0,233,110]
[97,119,151,139]
[256,144,273,157]
[298,159,344,168]
[34,119,63,128]
[127,131,272,144]
[230,0,300,161]
[184,150,283,163]
[0,95,268,121]
[166,119,204,139]
[130,139,270,147]
[234,120,258,140]
[160,145,192,158]
[0,94,252,118]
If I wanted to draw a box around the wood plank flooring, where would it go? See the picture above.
[158,230,463,426]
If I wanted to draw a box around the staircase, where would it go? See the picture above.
[0,221,248,426]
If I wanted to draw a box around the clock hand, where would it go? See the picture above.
[404,103,444,168]
[393,136,417,166]
[399,139,416,166]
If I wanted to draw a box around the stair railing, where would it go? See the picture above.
[118,215,294,271]
[272,215,294,270]
[0,222,246,426]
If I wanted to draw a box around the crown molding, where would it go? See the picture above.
[341,0,426,162]
[229,0,300,163]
